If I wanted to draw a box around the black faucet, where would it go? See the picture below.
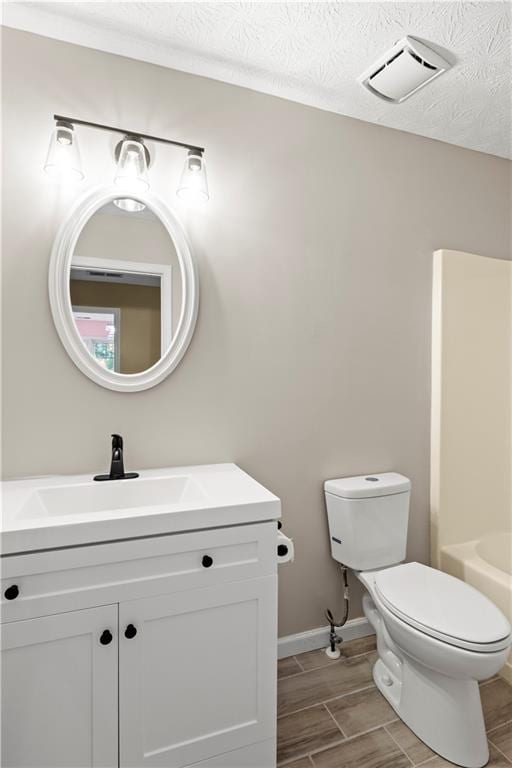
[110,434,126,479]
[94,434,139,482]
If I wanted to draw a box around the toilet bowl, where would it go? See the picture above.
[359,564,510,768]
[324,473,512,768]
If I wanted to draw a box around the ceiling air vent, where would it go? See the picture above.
[359,36,451,103]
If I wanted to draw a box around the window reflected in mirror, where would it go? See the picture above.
[71,307,120,371]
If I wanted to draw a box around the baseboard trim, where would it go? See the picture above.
[278,617,374,659]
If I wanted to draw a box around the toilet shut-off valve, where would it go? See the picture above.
[325,564,350,659]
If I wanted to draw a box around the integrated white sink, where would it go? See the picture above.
[1,464,280,554]
[19,475,207,519]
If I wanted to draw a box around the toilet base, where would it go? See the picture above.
[373,656,488,768]
[362,593,490,768]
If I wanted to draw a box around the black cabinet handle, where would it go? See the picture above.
[100,629,113,646]
[4,585,19,601]
[278,544,289,557]
[124,624,137,639]
[202,555,213,568]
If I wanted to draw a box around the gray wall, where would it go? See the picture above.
[2,28,510,637]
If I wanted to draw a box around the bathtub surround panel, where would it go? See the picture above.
[2,28,511,637]
[431,250,512,683]
[431,250,511,553]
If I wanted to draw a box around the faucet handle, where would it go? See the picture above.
[111,434,123,450]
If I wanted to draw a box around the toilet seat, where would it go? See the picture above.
[374,562,511,653]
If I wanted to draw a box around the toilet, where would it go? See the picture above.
[324,472,512,768]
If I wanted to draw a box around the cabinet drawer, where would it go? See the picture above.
[1,522,276,623]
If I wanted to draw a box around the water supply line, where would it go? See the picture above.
[325,564,350,659]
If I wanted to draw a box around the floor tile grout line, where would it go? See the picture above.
[280,721,413,768]
[277,735,348,767]
[279,719,417,768]
[293,655,305,672]
[275,704,346,766]
[322,702,347,740]
[277,710,404,766]
[325,716,401,744]
[384,724,415,766]
[278,669,309,681]
[306,725,409,763]
[277,682,376,719]
[487,718,512,735]
[488,738,512,765]
[300,735,348,761]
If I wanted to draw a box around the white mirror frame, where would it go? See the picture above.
[49,186,199,392]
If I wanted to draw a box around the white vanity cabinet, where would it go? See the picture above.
[1,521,278,768]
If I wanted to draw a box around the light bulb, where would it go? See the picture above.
[44,121,84,181]
[176,150,209,204]
[113,197,146,213]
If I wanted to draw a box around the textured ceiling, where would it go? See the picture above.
[3,1,511,158]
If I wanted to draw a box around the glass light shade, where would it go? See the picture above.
[176,151,209,204]
[113,138,149,213]
[44,123,84,181]
[114,138,149,191]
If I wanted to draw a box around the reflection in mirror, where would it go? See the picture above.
[69,202,182,374]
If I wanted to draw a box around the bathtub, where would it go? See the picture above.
[441,531,512,684]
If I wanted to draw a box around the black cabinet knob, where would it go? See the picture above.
[4,585,19,601]
[277,544,288,557]
[202,555,213,568]
[124,624,137,639]
[100,629,113,645]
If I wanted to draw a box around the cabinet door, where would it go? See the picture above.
[120,576,277,767]
[1,604,118,768]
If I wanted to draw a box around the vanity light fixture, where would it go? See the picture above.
[43,115,208,205]
[44,120,84,181]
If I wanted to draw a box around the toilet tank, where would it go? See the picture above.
[324,473,411,570]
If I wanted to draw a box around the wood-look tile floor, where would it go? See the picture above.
[277,636,512,768]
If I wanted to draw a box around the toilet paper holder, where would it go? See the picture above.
[277,521,294,564]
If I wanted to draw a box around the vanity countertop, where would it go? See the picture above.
[1,463,281,555]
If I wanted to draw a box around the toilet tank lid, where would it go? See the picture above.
[324,473,411,499]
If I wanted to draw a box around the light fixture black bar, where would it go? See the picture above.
[53,114,205,154]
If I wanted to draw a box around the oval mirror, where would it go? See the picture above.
[49,188,198,391]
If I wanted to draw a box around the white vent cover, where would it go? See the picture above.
[359,36,451,103]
